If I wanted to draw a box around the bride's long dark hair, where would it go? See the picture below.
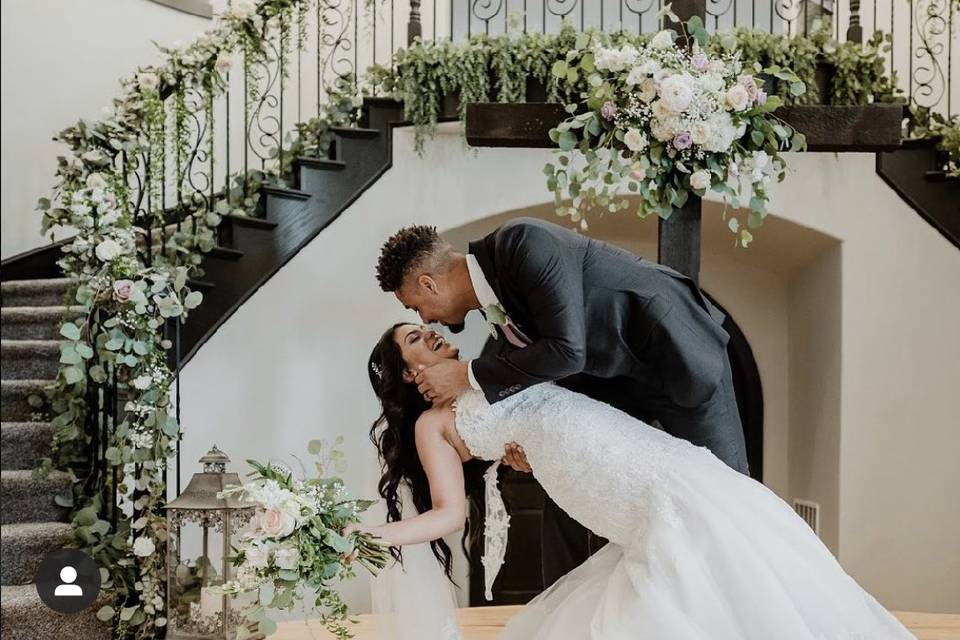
[367,323,460,579]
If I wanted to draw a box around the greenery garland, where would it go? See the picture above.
[32,2,351,637]
[375,21,905,152]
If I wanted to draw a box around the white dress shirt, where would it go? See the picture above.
[466,253,503,391]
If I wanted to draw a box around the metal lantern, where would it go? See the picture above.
[164,446,257,639]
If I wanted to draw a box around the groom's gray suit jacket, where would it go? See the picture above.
[469,217,749,473]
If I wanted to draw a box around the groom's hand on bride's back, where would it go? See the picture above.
[414,359,470,404]
[502,443,532,473]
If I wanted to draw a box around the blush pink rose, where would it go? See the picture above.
[112,279,135,302]
[259,507,295,538]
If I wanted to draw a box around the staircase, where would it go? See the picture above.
[876,138,960,250]
[0,278,110,640]
[173,97,405,364]
[0,98,406,638]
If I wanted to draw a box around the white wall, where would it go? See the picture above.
[0,0,210,259]
[177,123,960,616]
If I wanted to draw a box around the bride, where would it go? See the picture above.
[348,322,916,640]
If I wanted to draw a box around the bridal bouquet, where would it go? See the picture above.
[545,12,807,246]
[217,439,388,639]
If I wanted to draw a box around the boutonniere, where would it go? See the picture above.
[483,303,508,339]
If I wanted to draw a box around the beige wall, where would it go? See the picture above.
[788,244,843,553]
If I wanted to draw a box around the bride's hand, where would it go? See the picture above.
[502,442,532,473]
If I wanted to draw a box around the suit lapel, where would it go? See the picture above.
[468,232,539,342]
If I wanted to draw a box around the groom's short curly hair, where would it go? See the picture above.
[376,225,447,292]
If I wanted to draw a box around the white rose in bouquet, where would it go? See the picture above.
[651,118,678,143]
[245,541,273,569]
[637,78,658,103]
[651,99,674,122]
[701,72,725,93]
[623,128,648,153]
[690,170,712,190]
[725,84,750,111]
[690,121,712,145]
[274,546,300,571]
[658,74,695,113]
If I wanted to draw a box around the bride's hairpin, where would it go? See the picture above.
[370,360,383,380]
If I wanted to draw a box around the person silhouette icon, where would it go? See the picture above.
[53,566,83,597]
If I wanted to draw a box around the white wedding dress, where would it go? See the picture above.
[444,383,916,640]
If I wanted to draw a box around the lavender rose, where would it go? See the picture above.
[600,101,618,120]
[112,279,135,302]
[673,132,693,150]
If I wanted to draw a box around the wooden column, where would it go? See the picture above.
[657,0,707,283]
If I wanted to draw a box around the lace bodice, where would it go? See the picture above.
[453,383,704,598]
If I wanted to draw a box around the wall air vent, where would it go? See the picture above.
[793,499,821,537]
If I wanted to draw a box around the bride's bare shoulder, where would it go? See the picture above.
[415,406,472,462]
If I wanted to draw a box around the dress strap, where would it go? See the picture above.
[481,462,510,601]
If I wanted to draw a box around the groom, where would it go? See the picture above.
[376,217,748,587]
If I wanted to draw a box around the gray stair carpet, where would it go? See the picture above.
[0,278,110,640]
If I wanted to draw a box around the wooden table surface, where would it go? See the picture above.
[275,606,960,640]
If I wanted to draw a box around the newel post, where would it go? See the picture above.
[846,0,863,43]
[408,0,422,45]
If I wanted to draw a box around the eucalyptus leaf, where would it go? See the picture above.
[60,323,82,341]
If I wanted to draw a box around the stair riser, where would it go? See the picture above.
[0,286,75,308]
[1,320,62,341]
[0,591,111,640]
[361,101,406,132]
[1,350,60,381]
[0,385,47,422]
[0,474,71,525]
[1,525,72,585]
[332,135,387,165]
[0,424,53,470]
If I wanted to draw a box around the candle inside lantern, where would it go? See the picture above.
[199,586,223,619]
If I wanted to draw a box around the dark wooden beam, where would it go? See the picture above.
[658,195,703,283]
[465,103,904,152]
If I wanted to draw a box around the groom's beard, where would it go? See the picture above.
[446,322,465,333]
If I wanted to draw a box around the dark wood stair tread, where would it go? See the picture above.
[221,213,278,229]
[207,246,244,260]
[261,185,312,200]
[330,126,381,138]
[294,156,347,170]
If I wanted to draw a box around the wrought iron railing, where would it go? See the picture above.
[120,1,955,263]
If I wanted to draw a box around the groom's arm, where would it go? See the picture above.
[470,224,587,404]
